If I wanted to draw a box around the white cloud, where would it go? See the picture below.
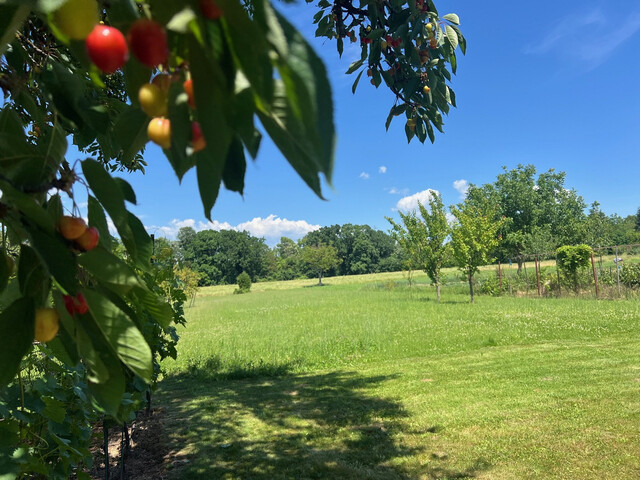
[359,172,370,180]
[524,8,640,71]
[146,215,320,242]
[388,186,410,196]
[396,189,438,212]
[378,166,387,174]
[453,179,469,199]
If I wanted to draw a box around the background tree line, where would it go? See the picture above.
[169,223,405,286]
[165,164,640,288]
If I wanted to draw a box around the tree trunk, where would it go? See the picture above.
[318,270,323,286]
[468,274,474,303]
[436,284,441,302]
[517,258,523,273]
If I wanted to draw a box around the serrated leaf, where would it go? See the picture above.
[87,195,113,251]
[133,288,174,330]
[346,59,364,75]
[83,290,153,382]
[42,396,65,424]
[442,13,460,25]
[0,297,34,389]
[28,226,77,294]
[77,248,144,294]
[445,25,458,51]
[352,69,364,94]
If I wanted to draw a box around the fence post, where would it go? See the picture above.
[555,255,561,297]
[524,261,529,293]
[498,261,502,292]
[535,256,541,297]
[104,419,109,480]
[616,245,621,296]
[591,252,599,299]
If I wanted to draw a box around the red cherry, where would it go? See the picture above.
[200,0,223,20]
[63,295,75,316]
[63,293,89,315]
[127,19,169,68]
[76,226,100,251]
[85,25,129,73]
[74,293,89,315]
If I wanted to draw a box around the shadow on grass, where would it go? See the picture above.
[158,369,490,479]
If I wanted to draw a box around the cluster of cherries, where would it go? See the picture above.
[52,0,220,152]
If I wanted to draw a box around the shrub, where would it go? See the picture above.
[556,244,593,293]
[235,271,252,294]
[621,263,640,288]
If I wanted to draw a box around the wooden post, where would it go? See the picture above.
[616,245,621,296]
[556,255,561,297]
[535,256,541,297]
[591,252,599,299]
[498,261,502,292]
[524,261,529,293]
[104,419,109,480]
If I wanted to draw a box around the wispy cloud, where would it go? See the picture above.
[379,166,387,174]
[146,215,320,242]
[395,189,438,211]
[359,172,370,180]
[524,8,640,71]
[453,179,469,199]
[388,186,409,196]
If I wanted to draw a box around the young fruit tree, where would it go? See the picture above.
[0,0,464,476]
[450,195,506,303]
[301,244,342,286]
[387,191,450,301]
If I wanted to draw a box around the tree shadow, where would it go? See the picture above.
[157,369,490,479]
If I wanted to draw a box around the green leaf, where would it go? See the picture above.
[77,248,144,295]
[352,69,364,94]
[256,81,324,197]
[166,82,193,180]
[76,324,110,384]
[18,245,50,302]
[133,288,174,330]
[442,13,460,25]
[87,195,113,252]
[345,59,364,75]
[218,0,273,104]
[0,180,54,234]
[83,290,153,382]
[188,36,233,219]
[273,11,335,183]
[111,105,149,168]
[28,226,78,295]
[0,5,29,57]
[42,396,66,424]
[222,136,246,194]
[0,297,34,389]
[445,25,458,51]
[166,6,197,33]
[82,159,147,267]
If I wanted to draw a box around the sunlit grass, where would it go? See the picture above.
[157,278,640,479]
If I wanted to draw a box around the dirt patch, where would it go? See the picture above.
[89,408,176,480]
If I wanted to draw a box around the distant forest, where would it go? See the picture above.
[155,165,640,286]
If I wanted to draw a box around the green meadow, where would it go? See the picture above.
[157,273,640,479]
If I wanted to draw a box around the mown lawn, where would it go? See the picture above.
[157,277,640,479]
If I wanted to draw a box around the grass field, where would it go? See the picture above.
[157,275,640,479]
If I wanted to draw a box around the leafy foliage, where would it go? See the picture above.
[450,196,506,303]
[311,0,466,143]
[301,243,341,285]
[386,191,450,300]
[556,244,593,293]
[235,271,252,294]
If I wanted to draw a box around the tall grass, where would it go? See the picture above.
[162,281,640,378]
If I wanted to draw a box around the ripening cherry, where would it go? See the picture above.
[128,19,169,68]
[86,25,129,73]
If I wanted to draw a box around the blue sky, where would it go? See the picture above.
[102,0,640,244]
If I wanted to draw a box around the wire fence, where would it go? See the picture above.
[478,244,640,299]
